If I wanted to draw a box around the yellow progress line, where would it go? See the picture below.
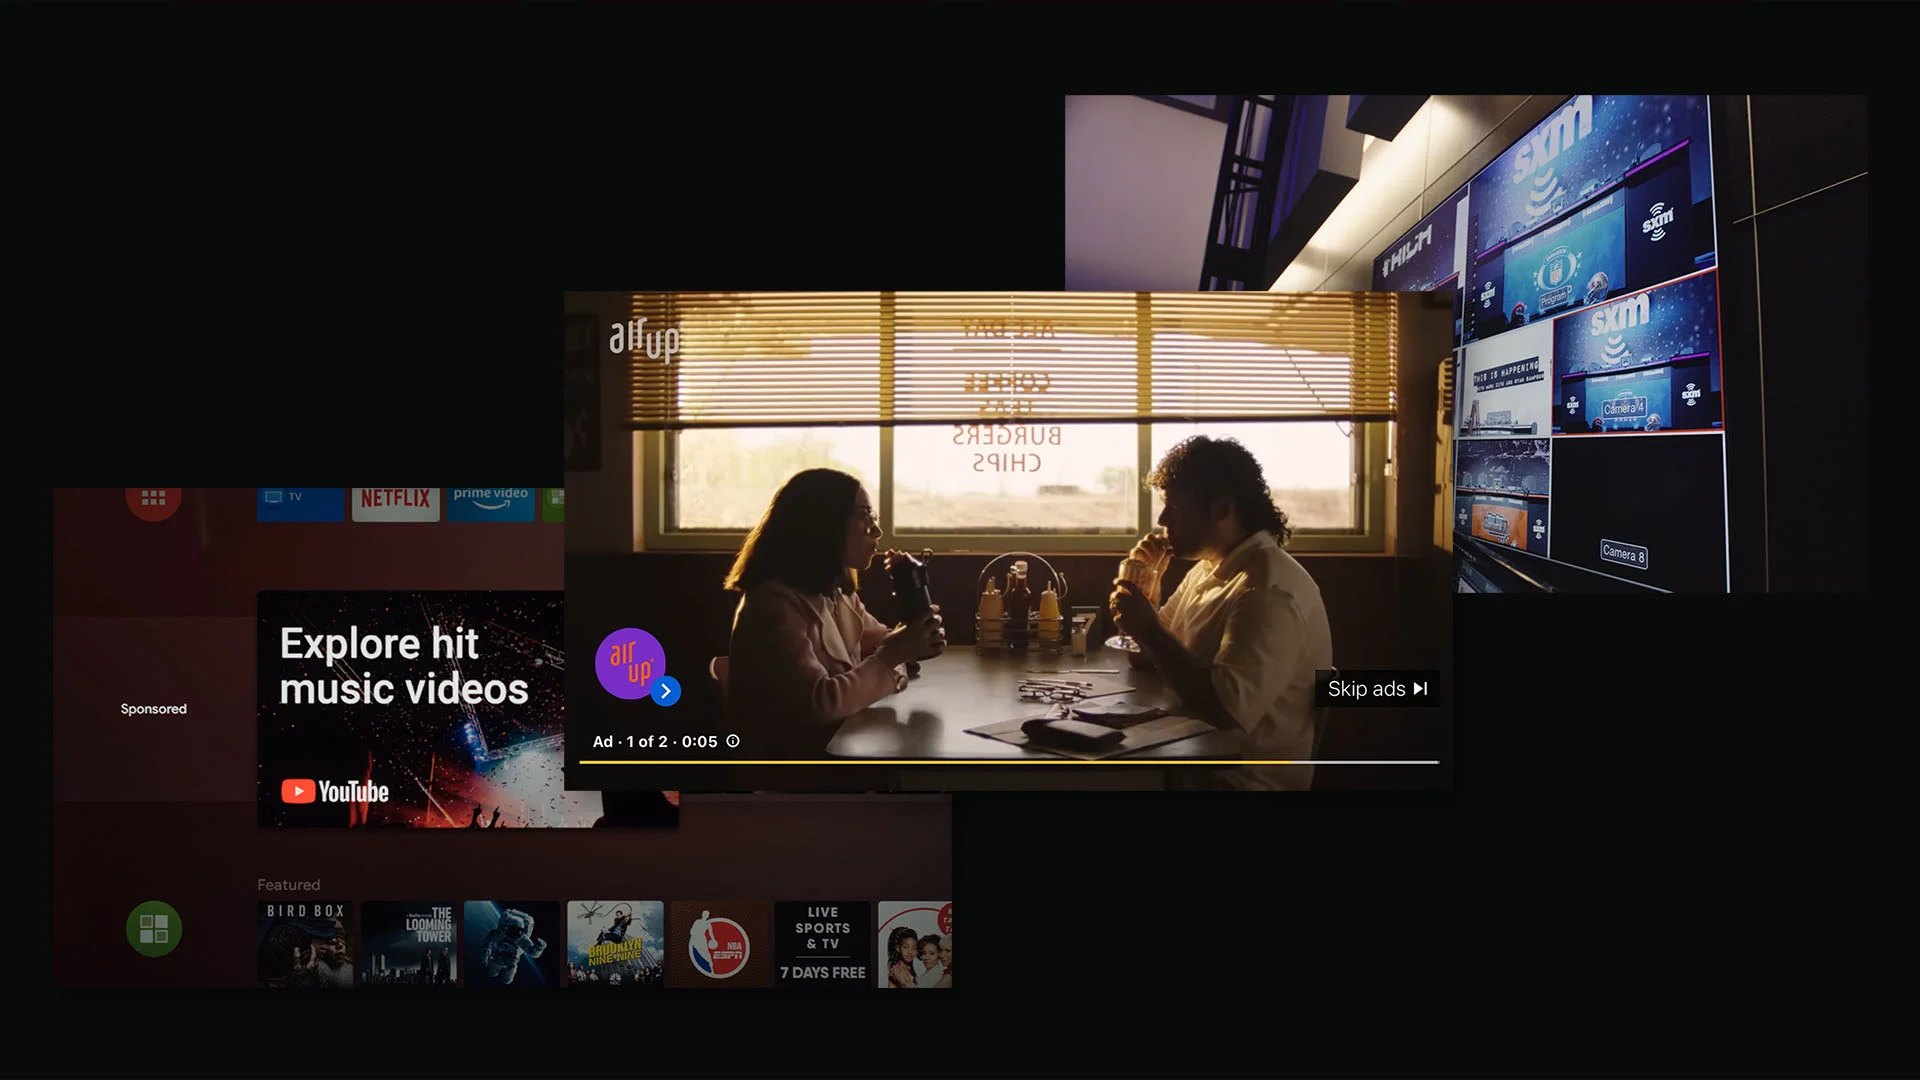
[577,759,1441,766]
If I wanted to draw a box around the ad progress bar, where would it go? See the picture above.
[579,759,1443,766]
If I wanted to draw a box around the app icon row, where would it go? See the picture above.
[123,489,564,524]
[251,488,565,523]
[252,900,951,989]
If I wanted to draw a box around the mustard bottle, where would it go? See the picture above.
[1038,583,1061,643]
[977,579,1004,650]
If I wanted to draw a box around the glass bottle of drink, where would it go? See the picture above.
[1005,561,1030,652]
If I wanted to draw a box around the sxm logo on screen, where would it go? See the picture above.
[446,488,537,522]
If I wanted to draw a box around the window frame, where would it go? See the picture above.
[638,421,1389,555]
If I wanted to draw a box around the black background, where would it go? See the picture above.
[1549,433,1730,592]
[23,6,1890,1078]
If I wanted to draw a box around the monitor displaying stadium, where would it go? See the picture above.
[1552,269,1723,435]
[1500,194,1627,327]
[1370,95,1727,592]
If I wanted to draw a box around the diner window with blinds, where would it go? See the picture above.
[629,292,1399,553]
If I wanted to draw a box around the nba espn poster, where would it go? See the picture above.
[667,902,772,988]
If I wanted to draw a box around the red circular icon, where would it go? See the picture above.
[689,912,750,979]
[126,489,182,523]
[937,903,953,936]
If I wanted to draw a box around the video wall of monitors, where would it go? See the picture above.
[1374,95,1726,593]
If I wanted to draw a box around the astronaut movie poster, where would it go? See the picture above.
[463,901,565,988]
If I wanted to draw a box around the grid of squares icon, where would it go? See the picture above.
[135,910,174,945]
[257,900,952,989]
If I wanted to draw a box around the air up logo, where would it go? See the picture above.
[595,628,667,702]
[1644,202,1675,241]
[1590,291,1651,365]
[609,317,680,363]
[1511,95,1595,221]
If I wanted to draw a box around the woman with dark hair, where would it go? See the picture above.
[723,469,944,752]
[885,926,919,989]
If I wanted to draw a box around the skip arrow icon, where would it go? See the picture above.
[1413,682,1426,695]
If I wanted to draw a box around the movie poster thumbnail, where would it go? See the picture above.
[464,901,566,988]
[361,902,458,987]
[258,901,355,989]
[774,901,874,989]
[1552,269,1722,434]
[666,902,773,989]
[878,901,953,989]
[1458,319,1553,439]
[1456,438,1551,499]
[567,901,664,988]
[1454,494,1549,557]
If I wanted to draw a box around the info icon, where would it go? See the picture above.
[126,489,182,523]
[126,900,183,958]
[596,628,666,701]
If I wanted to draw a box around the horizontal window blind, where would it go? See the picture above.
[626,291,1399,429]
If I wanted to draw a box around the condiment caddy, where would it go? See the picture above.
[974,552,1072,658]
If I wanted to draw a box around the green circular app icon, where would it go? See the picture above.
[126,900,182,957]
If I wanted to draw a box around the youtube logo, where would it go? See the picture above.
[279,778,388,804]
